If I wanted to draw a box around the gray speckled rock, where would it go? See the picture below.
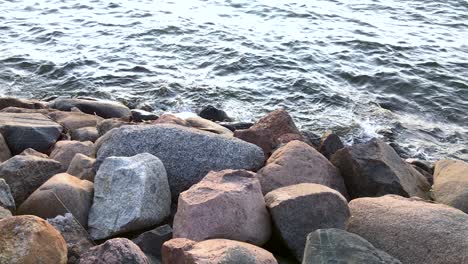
[302,228,401,264]
[0,133,12,162]
[78,238,149,264]
[0,178,15,212]
[0,206,11,219]
[88,153,171,239]
[96,124,265,198]
[132,224,173,259]
[51,98,131,119]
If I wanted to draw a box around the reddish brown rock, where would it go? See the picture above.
[67,154,96,182]
[162,238,278,264]
[78,238,149,264]
[433,159,468,213]
[48,111,103,131]
[0,97,47,110]
[152,113,189,126]
[50,140,94,170]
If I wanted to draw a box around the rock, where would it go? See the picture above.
[0,178,15,212]
[265,183,350,261]
[50,140,94,170]
[0,97,47,110]
[96,118,131,137]
[48,111,103,131]
[219,121,254,132]
[152,114,189,126]
[132,224,173,259]
[17,173,93,227]
[162,238,277,264]
[173,169,271,245]
[0,133,12,162]
[70,127,99,142]
[433,159,468,213]
[330,138,430,199]
[405,158,433,174]
[257,140,348,197]
[318,131,344,159]
[301,131,321,149]
[51,98,132,119]
[47,213,95,264]
[20,147,49,158]
[0,106,53,114]
[348,195,468,264]
[0,206,11,219]
[131,109,158,122]
[78,238,149,264]
[88,153,171,239]
[198,105,232,122]
[0,112,63,154]
[185,116,233,136]
[96,124,265,198]
[0,215,68,264]
[302,228,401,264]
[0,155,63,204]
[67,154,96,182]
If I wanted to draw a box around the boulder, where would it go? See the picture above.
[185,116,234,136]
[0,215,67,264]
[96,124,265,198]
[131,109,158,122]
[48,111,103,131]
[0,155,63,204]
[198,105,232,122]
[303,228,401,264]
[50,140,94,170]
[70,126,99,142]
[132,224,173,259]
[47,213,95,264]
[0,112,63,154]
[78,238,148,264]
[0,178,15,212]
[17,173,93,227]
[433,159,468,213]
[0,206,11,219]
[51,98,132,119]
[0,106,52,114]
[219,121,254,132]
[96,118,131,137]
[0,133,12,162]
[88,153,171,239]
[330,138,430,199]
[67,154,96,182]
[20,147,49,158]
[257,140,347,196]
[234,108,304,155]
[348,195,468,264]
[162,238,278,264]
[0,97,47,110]
[173,170,271,246]
[152,113,189,126]
[265,183,350,261]
[318,131,344,159]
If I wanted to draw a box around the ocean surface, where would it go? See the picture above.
[0,0,467,161]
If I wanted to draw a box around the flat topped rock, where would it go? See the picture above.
[433,159,468,213]
[0,97,47,110]
[51,98,131,119]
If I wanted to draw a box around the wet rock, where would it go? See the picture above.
[257,140,348,197]
[19,147,50,158]
[185,116,233,136]
[265,183,350,261]
[303,228,401,264]
[301,131,322,149]
[131,109,158,122]
[162,238,277,264]
[433,159,468,213]
[48,111,103,131]
[0,215,68,264]
[0,206,11,219]
[348,195,468,264]
[17,173,93,227]
[198,105,232,122]
[0,155,63,204]
[219,121,254,132]
[48,213,95,264]
[234,108,304,155]
[50,140,94,170]
[0,112,63,154]
[132,224,173,259]
[88,153,171,239]
[173,170,271,246]
[67,154,96,182]
[0,133,12,162]
[78,238,149,264]
[330,138,430,199]
[0,178,15,212]
[51,98,132,119]
[70,127,99,142]
[0,97,47,110]
[405,158,433,174]
[152,113,189,126]
[96,118,131,137]
[96,124,265,198]
[318,131,344,159]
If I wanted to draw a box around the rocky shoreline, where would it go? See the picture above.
[0,96,467,264]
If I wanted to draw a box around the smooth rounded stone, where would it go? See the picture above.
[162,238,278,264]
[0,106,53,114]
[405,158,434,174]
[78,238,149,264]
[51,98,132,119]
[152,113,189,126]
[131,109,159,122]
[0,206,12,219]
[0,155,63,205]
[265,183,350,261]
[318,131,344,159]
[257,140,348,197]
[0,178,15,212]
[20,147,49,158]
[0,97,47,110]
[198,105,232,122]
[50,140,94,170]
[303,228,401,264]
[88,153,171,239]
[185,116,234,136]
[48,111,103,131]
[330,138,430,199]
[0,133,12,162]
[173,170,271,246]
[17,173,93,227]
[0,112,63,154]
[70,126,99,142]
[67,154,97,182]
[234,108,304,156]
[0,215,68,264]
[348,195,468,264]
[132,224,173,259]
[96,118,131,137]
[433,159,468,213]
[96,124,265,198]
[219,121,254,132]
